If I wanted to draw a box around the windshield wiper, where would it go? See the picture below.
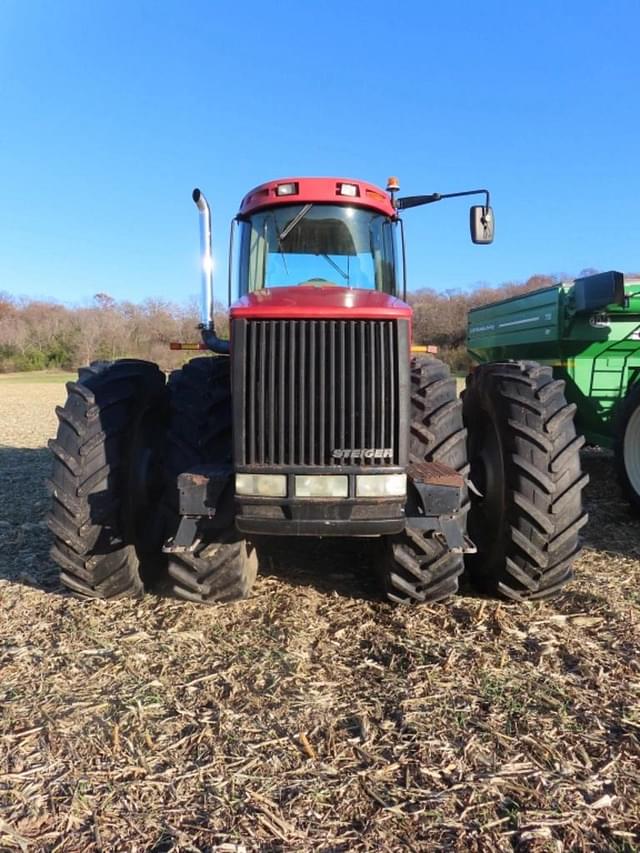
[320,254,348,280]
[269,214,289,276]
[279,203,313,241]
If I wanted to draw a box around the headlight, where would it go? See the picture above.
[294,475,348,497]
[355,474,407,497]
[236,474,287,497]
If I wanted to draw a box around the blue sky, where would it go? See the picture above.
[0,0,638,307]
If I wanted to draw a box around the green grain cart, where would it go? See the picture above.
[467,270,640,511]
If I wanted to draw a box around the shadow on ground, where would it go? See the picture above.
[0,446,63,593]
[254,535,382,601]
[581,449,640,558]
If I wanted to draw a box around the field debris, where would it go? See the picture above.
[1,382,639,851]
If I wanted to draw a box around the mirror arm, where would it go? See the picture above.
[397,188,490,211]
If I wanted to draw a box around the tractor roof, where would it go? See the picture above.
[238,177,396,218]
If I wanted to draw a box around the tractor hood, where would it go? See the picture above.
[229,286,412,321]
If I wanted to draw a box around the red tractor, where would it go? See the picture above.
[47,177,587,604]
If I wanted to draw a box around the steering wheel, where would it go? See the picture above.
[298,278,339,286]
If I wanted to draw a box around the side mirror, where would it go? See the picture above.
[470,205,494,244]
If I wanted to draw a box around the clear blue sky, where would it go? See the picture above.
[1,0,638,307]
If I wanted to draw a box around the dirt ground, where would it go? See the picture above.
[1,375,639,852]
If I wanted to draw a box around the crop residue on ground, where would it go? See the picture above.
[1,377,639,851]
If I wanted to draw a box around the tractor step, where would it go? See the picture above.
[407,460,465,517]
[163,465,233,553]
[405,460,473,553]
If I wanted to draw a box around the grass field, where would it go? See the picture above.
[1,374,639,851]
[0,370,74,384]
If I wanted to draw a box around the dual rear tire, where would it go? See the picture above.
[377,358,588,604]
[48,357,257,603]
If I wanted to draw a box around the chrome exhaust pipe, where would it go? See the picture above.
[192,188,213,328]
[192,188,229,354]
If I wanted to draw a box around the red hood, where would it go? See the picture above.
[229,286,412,320]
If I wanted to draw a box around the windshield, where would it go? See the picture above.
[237,203,398,294]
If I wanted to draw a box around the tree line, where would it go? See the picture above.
[0,292,229,373]
[408,273,565,372]
[0,272,624,375]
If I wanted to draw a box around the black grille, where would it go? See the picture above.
[232,318,408,467]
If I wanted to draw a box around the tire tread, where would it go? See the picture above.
[379,357,467,604]
[463,360,588,600]
[164,357,257,604]
[47,359,166,599]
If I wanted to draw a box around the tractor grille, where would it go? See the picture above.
[232,318,408,467]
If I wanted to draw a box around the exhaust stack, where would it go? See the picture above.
[192,188,229,354]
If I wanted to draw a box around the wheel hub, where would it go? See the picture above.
[467,411,505,550]
[623,406,640,498]
[125,407,166,555]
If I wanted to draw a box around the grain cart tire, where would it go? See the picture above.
[47,360,168,599]
[462,361,588,600]
[164,356,258,604]
[614,381,640,514]
[378,357,468,604]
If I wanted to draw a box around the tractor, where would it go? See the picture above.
[47,176,588,604]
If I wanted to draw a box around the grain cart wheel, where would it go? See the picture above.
[378,357,469,604]
[164,356,258,603]
[47,360,168,599]
[614,381,640,514]
[462,361,588,600]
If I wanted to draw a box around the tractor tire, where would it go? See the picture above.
[614,381,640,514]
[378,357,469,604]
[164,356,258,604]
[462,361,588,600]
[47,359,168,599]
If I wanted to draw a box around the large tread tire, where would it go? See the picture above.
[164,356,258,604]
[167,533,258,604]
[614,381,640,514]
[47,359,168,599]
[378,357,468,604]
[462,360,588,601]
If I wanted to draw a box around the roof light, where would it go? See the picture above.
[386,176,400,192]
[338,182,359,197]
[276,182,299,196]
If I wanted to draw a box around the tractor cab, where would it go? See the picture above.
[233,178,401,296]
